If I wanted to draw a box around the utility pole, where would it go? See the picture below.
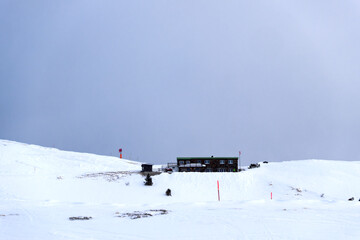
[239,151,242,171]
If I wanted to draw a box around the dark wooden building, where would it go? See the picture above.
[141,164,153,172]
[177,157,238,172]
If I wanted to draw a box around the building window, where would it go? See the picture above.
[197,160,202,164]
[186,161,190,165]
[218,168,226,172]
[228,160,233,164]
[205,160,210,164]
[205,168,212,172]
[220,160,225,164]
[179,161,184,165]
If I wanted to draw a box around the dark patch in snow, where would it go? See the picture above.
[0,213,19,217]
[290,186,306,196]
[78,171,134,182]
[69,216,92,221]
[248,163,260,169]
[290,187,302,193]
[115,209,169,220]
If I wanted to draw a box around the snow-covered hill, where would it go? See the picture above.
[1,140,360,240]
[0,140,141,176]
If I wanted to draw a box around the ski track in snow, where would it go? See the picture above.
[1,139,360,239]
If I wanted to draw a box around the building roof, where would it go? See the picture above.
[177,157,238,160]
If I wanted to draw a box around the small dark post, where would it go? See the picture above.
[166,189,171,196]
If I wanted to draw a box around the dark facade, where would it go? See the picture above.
[141,164,153,172]
[177,157,238,172]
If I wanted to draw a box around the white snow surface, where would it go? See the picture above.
[1,140,360,239]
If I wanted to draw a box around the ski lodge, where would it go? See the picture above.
[176,157,238,172]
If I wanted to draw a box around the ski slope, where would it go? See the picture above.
[1,140,360,239]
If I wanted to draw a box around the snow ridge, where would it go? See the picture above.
[1,140,360,240]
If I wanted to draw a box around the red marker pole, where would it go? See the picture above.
[119,148,122,159]
[217,180,220,201]
[271,192,273,200]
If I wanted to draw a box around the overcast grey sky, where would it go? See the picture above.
[1,1,360,165]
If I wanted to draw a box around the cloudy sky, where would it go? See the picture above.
[1,1,360,165]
